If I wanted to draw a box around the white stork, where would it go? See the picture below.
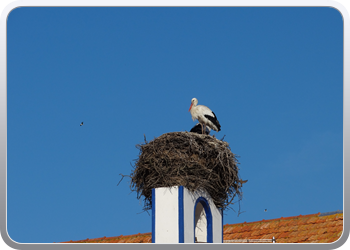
[188,97,221,134]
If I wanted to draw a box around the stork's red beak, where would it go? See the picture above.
[189,103,193,112]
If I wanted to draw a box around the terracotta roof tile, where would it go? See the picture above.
[62,211,343,243]
[223,227,233,234]
[251,230,261,237]
[250,223,261,230]
[223,234,233,240]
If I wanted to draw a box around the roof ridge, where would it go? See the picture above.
[223,213,321,227]
[61,232,152,243]
[319,210,343,217]
[114,232,152,238]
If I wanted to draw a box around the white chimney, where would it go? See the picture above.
[152,186,223,243]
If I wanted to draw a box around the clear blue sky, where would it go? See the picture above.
[7,7,343,243]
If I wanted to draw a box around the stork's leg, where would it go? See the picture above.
[201,123,204,134]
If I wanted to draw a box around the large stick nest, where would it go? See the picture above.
[130,132,246,211]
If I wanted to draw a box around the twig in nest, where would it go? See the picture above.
[237,201,246,217]
[117,174,130,186]
[137,210,150,216]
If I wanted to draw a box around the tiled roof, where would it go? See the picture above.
[61,211,343,243]
[61,232,152,243]
[223,211,343,243]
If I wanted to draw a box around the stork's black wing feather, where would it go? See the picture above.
[190,124,203,134]
[190,124,210,135]
[204,112,221,131]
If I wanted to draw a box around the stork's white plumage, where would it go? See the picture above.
[188,97,221,134]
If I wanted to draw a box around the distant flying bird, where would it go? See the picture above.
[190,123,211,135]
[188,97,221,134]
[80,122,84,126]
[264,209,267,212]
